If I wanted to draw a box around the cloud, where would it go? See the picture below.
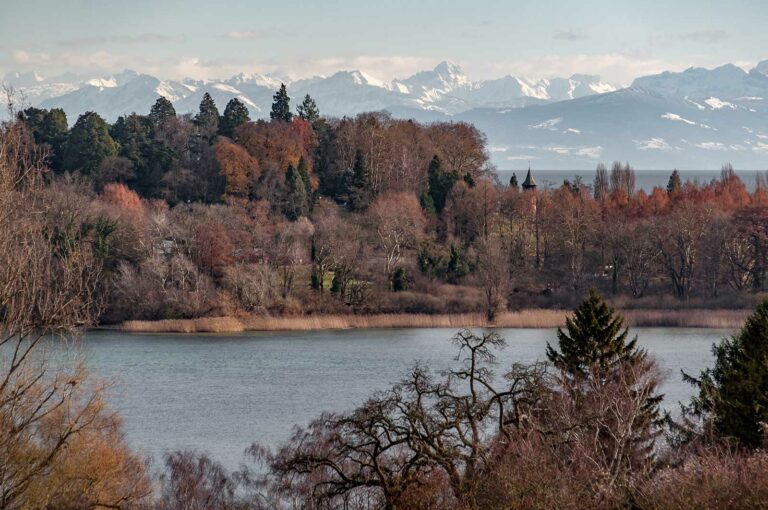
[553,29,587,42]
[59,33,186,47]
[676,30,727,43]
[635,137,674,151]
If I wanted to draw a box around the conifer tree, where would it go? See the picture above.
[509,172,519,190]
[62,111,118,175]
[296,94,320,123]
[195,93,220,133]
[348,150,370,211]
[270,83,292,122]
[296,156,313,211]
[686,300,768,447]
[148,97,176,127]
[426,155,457,214]
[667,169,682,195]
[546,288,647,378]
[284,164,307,220]
[219,98,250,137]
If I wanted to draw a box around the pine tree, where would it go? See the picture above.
[148,97,176,127]
[509,172,519,190]
[296,94,319,123]
[62,111,118,175]
[284,164,307,220]
[686,300,768,447]
[195,93,220,133]
[667,169,682,195]
[219,98,250,137]
[270,83,292,122]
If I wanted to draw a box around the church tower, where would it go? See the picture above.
[522,165,537,191]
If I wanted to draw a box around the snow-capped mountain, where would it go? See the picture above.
[4,61,616,121]
[5,60,768,168]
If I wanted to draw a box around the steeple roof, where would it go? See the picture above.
[522,167,536,189]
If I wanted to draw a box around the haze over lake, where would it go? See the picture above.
[70,328,728,470]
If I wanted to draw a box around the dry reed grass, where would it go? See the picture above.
[121,316,245,333]
[119,308,748,333]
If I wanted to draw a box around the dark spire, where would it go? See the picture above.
[522,164,536,190]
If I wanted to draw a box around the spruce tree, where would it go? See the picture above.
[270,83,292,122]
[348,150,370,211]
[284,164,307,220]
[219,98,250,137]
[148,97,176,127]
[546,288,646,378]
[195,93,220,133]
[426,155,457,214]
[296,94,320,123]
[296,156,313,211]
[687,300,768,447]
[667,169,682,195]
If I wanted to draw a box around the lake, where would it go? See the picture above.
[68,327,730,470]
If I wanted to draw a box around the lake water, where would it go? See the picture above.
[69,327,730,470]
[496,169,768,191]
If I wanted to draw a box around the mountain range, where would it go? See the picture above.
[4,61,768,169]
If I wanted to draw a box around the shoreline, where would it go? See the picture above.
[116,309,750,334]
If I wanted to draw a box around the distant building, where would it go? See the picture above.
[522,166,537,191]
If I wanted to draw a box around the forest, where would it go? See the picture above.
[10,85,768,327]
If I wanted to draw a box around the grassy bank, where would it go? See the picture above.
[119,308,749,333]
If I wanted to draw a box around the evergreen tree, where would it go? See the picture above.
[546,289,647,378]
[667,169,682,195]
[509,172,519,190]
[270,83,292,122]
[296,156,314,211]
[195,93,220,133]
[62,111,118,175]
[296,94,320,123]
[348,150,371,211]
[686,300,768,447]
[284,164,307,220]
[148,97,176,127]
[219,98,250,137]
[426,155,458,214]
[110,114,173,197]
[21,107,69,172]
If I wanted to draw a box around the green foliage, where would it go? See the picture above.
[426,155,458,214]
[509,172,519,190]
[195,93,220,133]
[392,267,409,292]
[546,288,645,377]
[148,97,176,128]
[687,300,768,447]
[347,150,371,211]
[297,156,314,211]
[296,94,319,123]
[270,84,292,123]
[92,216,118,264]
[21,107,69,172]
[667,169,682,195]
[284,164,308,221]
[463,172,475,187]
[219,98,250,138]
[110,114,173,197]
[62,111,118,176]
[417,241,469,283]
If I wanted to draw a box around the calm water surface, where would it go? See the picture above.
[71,328,730,470]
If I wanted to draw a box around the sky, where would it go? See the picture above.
[1,0,767,85]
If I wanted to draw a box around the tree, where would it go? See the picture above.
[214,138,259,198]
[270,83,292,122]
[62,111,118,175]
[296,93,319,123]
[148,96,176,127]
[219,98,250,137]
[21,107,68,172]
[687,300,768,447]
[369,192,425,285]
[195,92,220,134]
[509,172,519,190]
[347,149,371,211]
[283,163,308,221]
[426,154,457,214]
[296,155,313,211]
[667,169,682,195]
[476,234,510,321]
[594,162,608,201]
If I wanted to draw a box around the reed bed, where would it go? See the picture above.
[121,316,245,333]
[119,308,748,333]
